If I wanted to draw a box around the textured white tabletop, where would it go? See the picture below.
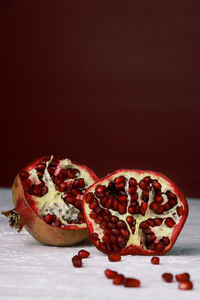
[0,188,200,300]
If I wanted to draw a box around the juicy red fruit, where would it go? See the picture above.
[124,278,141,288]
[2,155,98,246]
[83,169,188,255]
[105,269,118,279]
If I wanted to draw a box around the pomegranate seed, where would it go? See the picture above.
[162,236,170,246]
[178,281,193,290]
[78,250,90,258]
[126,216,134,224]
[165,217,176,228]
[113,274,125,285]
[95,185,105,197]
[143,176,151,184]
[114,176,125,184]
[72,255,82,268]
[147,219,155,227]
[116,220,126,228]
[139,181,147,190]
[154,195,164,203]
[152,180,161,190]
[108,254,121,262]
[104,269,118,279]
[177,206,184,216]
[162,273,173,282]
[151,256,160,264]
[89,199,99,210]
[139,221,149,230]
[44,214,53,224]
[118,204,126,215]
[129,177,137,186]
[124,278,141,288]
[176,273,190,282]
[154,218,163,226]
[20,171,30,179]
[86,192,94,203]
[129,186,137,194]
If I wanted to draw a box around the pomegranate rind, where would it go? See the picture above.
[83,169,188,255]
[2,156,98,246]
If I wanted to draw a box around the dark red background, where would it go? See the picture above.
[0,0,200,197]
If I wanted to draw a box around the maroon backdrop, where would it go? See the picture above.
[0,0,200,197]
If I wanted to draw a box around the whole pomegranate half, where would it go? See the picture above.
[83,169,188,255]
[2,156,98,246]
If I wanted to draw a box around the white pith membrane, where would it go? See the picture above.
[21,156,95,228]
[85,170,184,252]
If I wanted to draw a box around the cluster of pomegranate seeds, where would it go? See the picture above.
[176,272,193,290]
[162,273,173,282]
[104,269,141,288]
[84,170,187,255]
[72,249,90,268]
[108,254,121,262]
[162,272,193,290]
[151,256,160,265]
[19,156,95,227]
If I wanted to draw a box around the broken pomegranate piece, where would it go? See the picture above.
[2,156,98,246]
[83,169,188,255]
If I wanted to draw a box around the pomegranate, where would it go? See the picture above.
[2,155,98,246]
[83,169,188,255]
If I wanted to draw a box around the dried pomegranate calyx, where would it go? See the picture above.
[83,169,188,255]
[2,210,21,232]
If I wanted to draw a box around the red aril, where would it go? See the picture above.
[104,269,118,279]
[72,255,82,268]
[124,278,141,288]
[83,169,188,255]
[108,254,121,262]
[162,273,173,282]
[176,272,190,282]
[178,281,193,290]
[113,274,125,285]
[2,156,98,246]
[78,249,90,258]
[151,256,160,265]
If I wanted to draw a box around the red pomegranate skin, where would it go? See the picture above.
[2,156,98,246]
[83,169,188,255]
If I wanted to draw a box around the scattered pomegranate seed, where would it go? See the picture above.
[175,272,190,282]
[78,249,90,259]
[113,274,125,285]
[178,281,193,290]
[104,269,118,279]
[151,256,160,265]
[44,214,53,224]
[124,278,141,288]
[72,255,82,268]
[108,254,121,262]
[162,273,173,282]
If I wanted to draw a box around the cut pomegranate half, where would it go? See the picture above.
[2,155,98,246]
[83,169,188,255]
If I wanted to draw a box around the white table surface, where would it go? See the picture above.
[0,188,200,300]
